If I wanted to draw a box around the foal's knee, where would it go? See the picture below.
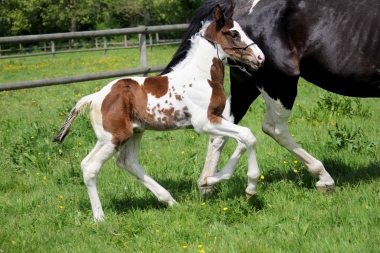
[80,160,97,186]
[240,127,256,148]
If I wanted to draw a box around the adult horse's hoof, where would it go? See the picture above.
[317,185,335,195]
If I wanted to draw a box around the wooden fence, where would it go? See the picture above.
[0,24,189,91]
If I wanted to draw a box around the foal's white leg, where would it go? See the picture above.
[196,119,260,196]
[197,97,231,193]
[116,131,176,206]
[201,141,246,186]
[260,90,335,192]
[81,141,117,221]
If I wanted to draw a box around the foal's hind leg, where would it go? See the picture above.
[260,90,335,193]
[81,140,117,221]
[116,131,176,206]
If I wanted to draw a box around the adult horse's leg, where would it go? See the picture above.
[198,67,261,194]
[116,131,176,206]
[81,140,117,221]
[260,88,335,193]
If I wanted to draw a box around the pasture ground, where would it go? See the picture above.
[1,47,380,252]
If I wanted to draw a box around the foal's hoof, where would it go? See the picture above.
[200,178,208,187]
[317,185,335,195]
[245,192,256,199]
[200,185,214,196]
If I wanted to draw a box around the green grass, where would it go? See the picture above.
[1,48,380,252]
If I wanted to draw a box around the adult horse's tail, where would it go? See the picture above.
[161,0,231,75]
[54,94,96,143]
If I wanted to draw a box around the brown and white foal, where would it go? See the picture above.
[54,5,264,221]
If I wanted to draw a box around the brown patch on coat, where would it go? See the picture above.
[102,78,192,146]
[101,79,145,149]
[207,58,226,124]
[143,76,169,98]
[175,94,182,101]
[204,18,256,66]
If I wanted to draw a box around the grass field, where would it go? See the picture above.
[1,47,380,253]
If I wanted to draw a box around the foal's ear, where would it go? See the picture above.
[224,2,235,20]
[214,5,225,30]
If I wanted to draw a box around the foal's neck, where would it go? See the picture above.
[170,36,225,80]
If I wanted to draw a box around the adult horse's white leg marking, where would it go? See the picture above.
[116,131,176,206]
[81,140,117,221]
[195,118,260,196]
[260,89,335,192]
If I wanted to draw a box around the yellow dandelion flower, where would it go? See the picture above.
[284,161,287,164]
[181,151,185,154]
[182,245,188,249]
[260,175,264,180]
[43,176,47,180]
[36,172,40,176]
[155,230,159,233]
[31,136,34,139]
[294,160,298,164]
[290,231,294,235]
[192,136,195,139]
[59,206,64,209]
[293,169,298,173]
[202,202,206,206]
[198,244,203,249]
[199,250,205,253]
[149,149,153,152]
[223,207,228,211]
[291,134,295,137]
[59,195,63,199]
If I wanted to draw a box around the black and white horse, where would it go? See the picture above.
[162,0,380,194]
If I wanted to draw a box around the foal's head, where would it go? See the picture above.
[203,5,264,71]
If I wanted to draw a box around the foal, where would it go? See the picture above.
[54,5,264,221]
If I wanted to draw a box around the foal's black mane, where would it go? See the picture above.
[161,0,231,75]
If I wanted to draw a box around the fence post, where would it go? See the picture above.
[156,33,159,43]
[95,38,98,48]
[0,45,2,56]
[138,27,147,77]
[51,41,55,62]
[124,35,128,47]
[44,42,47,52]
[103,37,107,57]
[149,34,153,52]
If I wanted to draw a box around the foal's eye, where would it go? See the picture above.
[230,31,240,39]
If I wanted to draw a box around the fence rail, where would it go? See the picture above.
[0,24,189,91]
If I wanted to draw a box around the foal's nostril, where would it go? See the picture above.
[258,54,263,63]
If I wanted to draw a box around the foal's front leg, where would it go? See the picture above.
[116,131,176,206]
[197,119,260,196]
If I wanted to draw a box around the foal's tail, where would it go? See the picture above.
[54,93,96,144]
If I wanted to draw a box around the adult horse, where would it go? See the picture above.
[161,0,380,195]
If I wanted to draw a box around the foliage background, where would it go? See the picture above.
[0,0,205,36]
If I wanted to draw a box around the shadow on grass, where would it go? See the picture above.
[76,158,379,214]
[260,157,380,190]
